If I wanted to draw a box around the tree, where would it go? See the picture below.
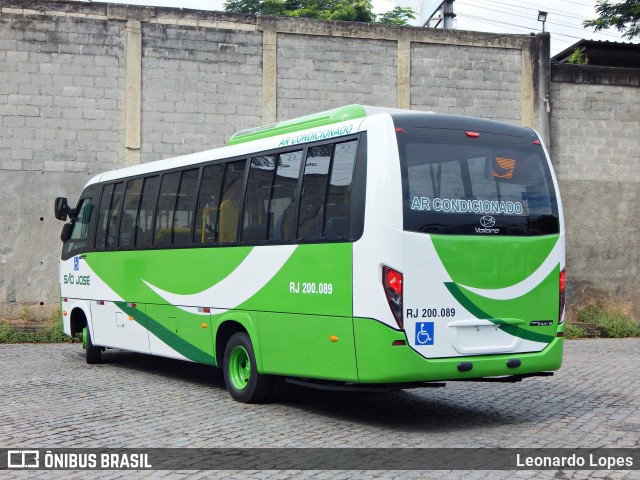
[568,48,589,65]
[224,0,414,25]
[583,0,640,40]
[375,6,416,25]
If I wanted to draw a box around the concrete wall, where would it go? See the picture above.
[550,65,640,318]
[141,22,264,162]
[1,6,127,318]
[1,0,635,320]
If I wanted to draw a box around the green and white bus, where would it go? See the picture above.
[55,105,565,403]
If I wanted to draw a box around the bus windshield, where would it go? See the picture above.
[397,130,559,236]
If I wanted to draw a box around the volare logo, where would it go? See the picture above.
[8,450,39,468]
[476,215,499,234]
[480,215,496,227]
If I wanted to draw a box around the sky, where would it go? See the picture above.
[91,0,637,56]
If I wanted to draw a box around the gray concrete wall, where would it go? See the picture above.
[1,6,126,318]
[410,44,521,121]
[550,65,640,319]
[276,34,398,117]
[2,0,632,321]
[141,22,263,162]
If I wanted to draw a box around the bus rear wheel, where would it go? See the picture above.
[223,332,273,403]
[84,326,102,364]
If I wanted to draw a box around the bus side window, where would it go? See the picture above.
[62,196,95,258]
[154,172,180,247]
[243,155,276,243]
[173,168,199,246]
[323,140,357,240]
[298,144,332,241]
[105,183,125,250]
[195,164,224,245]
[268,150,302,242]
[136,176,159,248]
[218,160,246,243]
[95,184,115,250]
[119,178,143,249]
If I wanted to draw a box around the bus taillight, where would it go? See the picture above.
[383,266,403,329]
[559,269,566,324]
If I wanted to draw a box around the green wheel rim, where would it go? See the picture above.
[82,327,87,349]
[228,345,251,391]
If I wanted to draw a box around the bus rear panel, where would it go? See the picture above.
[354,113,564,383]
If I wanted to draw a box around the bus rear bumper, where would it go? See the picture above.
[354,317,563,383]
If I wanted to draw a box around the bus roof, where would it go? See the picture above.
[83,107,537,190]
[228,104,414,145]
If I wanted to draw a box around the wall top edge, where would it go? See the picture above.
[3,0,534,49]
[551,64,640,88]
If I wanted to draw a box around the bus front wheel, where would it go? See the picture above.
[84,327,102,364]
[223,332,272,403]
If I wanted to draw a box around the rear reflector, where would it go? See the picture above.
[457,362,473,372]
[559,269,566,324]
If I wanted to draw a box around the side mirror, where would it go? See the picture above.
[60,223,73,243]
[54,197,70,221]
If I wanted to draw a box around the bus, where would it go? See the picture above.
[55,105,565,403]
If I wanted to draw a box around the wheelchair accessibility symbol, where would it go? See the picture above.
[415,322,434,345]
[73,256,79,271]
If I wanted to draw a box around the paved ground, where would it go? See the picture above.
[0,339,638,479]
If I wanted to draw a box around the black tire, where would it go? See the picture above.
[222,332,273,403]
[85,327,102,364]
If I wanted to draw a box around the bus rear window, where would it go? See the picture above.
[397,133,559,236]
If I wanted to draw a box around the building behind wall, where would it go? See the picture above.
[550,41,640,318]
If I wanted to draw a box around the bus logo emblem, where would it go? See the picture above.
[415,322,434,345]
[480,215,496,228]
[73,257,79,271]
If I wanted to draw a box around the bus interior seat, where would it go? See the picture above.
[173,228,192,245]
[219,199,239,242]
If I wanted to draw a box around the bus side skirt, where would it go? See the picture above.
[284,378,446,392]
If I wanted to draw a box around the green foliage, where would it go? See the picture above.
[563,323,589,339]
[224,0,261,14]
[568,48,589,65]
[0,310,78,344]
[375,6,416,25]
[18,306,35,322]
[570,299,640,338]
[224,0,414,25]
[583,0,640,40]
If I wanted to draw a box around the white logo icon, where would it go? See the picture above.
[480,215,496,228]
[8,450,39,468]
